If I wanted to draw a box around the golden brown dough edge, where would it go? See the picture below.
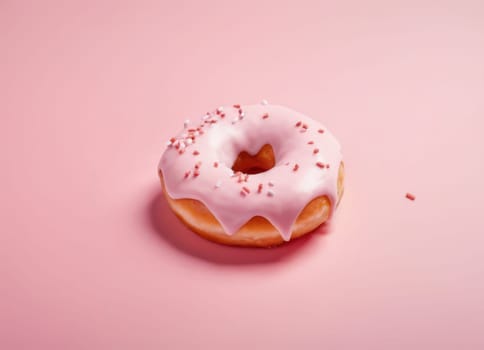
[158,162,344,247]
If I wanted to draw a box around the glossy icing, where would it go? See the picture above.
[158,103,342,241]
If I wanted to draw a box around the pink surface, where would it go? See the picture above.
[1,1,484,349]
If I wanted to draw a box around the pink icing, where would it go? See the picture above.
[158,103,342,241]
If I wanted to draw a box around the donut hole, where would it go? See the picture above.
[231,144,276,175]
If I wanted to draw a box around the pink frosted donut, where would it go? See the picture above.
[158,102,344,247]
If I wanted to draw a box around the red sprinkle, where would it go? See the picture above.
[213,162,219,168]
[318,129,324,133]
[195,162,201,169]
[406,193,416,201]
[307,141,314,145]
[262,113,269,119]
[295,121,302,127]
[326,164,330,168]
[220,113,225,118]
[233,104,241,108]
[257,183,263,193]
[242,186,250,194]
[193,150,200,156]
[193,170,200,178]
[316,162,325,168]
[293,164,299,172]
[313,148,319,155]
[170,137,176,143]
[240,190,247,197]
[184,171,191,179]
[302,123,308,129]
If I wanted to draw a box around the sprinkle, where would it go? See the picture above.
[302,123,308,129]
[295,121,302,127]
[307,141,314,145]
[216,106,224,114]
[233,104,241,108]
[213,162,219,168]
[194,161,202,169]
[316,162,325,168]
[326,164,330,168]
[261,99,268,105]
[318,129,324,133]
[193,170,200,178]
[240,190,247,197]
[202,114,210,121]
[185,138,193,145]
[220,113,225,118]
[268,181,275,187]
[184,120,190,129]
[239,111,245,118]
[170,137,176,143]
[406,193,416,201]
[184,170,191,179]
[244,174,249,182]
[178,149,185,155]
[262,113,269,119]
[267,190,274,197]
[257,183,263,193]
[232,117,239,124]
[242,186,250,194]
[214,180,222,189]
[166,141,173,147]
[293,164,299,172]
[313,148,319,155]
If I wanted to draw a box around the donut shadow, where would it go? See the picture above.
[146,188,333,265]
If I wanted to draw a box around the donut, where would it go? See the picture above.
[158,102,344,247]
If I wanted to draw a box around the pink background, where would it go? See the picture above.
[2,1,484,349]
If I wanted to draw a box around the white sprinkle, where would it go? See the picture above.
[185,138,193,145]
[214,180,222,189]
[179,142,186,150]
[166,141,173,147]
[183,119,190,129]
[202,114,210,121]
[268,181,275,187]
[232,117,239,124]
[239,111,245,118]
[193,131,200,136]
[261,99,268,105]
[217,106,224,113]
[267,190,274,197]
